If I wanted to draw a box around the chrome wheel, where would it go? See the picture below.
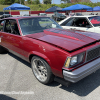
[32,58,48,82]
[31,56,54,84]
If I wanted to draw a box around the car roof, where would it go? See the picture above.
[1,16,49,20]
[71,15,99,18]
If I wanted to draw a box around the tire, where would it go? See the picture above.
[31,56,54,84]
[0,45,7,53]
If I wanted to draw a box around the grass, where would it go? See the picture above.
[0,5,10,11]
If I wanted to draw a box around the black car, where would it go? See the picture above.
[52,12,66,21]
[0,14,12,19]
[76,13,83,16]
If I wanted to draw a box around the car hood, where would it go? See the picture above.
[25,29,100,51]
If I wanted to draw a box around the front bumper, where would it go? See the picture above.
[63,57,100,83]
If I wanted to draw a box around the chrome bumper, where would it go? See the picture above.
[63,57,100,83]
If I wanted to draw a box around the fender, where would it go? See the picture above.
[28,51,52,66]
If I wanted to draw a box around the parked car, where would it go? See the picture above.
[59,15,100,33]
[76,13,83,16]
[52,12,66,21]
[38,13,47,16]
[0,14,12,19]
[0,16,100,85]
[23,14,30,16]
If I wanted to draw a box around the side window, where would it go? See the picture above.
[0,20,4,32]
[72,18,90,27]
[4,20,11,33]
[4,19,20,35]
[65,18,74,26]
[60,18,74,26]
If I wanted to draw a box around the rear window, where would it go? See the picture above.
[89,16,100,27]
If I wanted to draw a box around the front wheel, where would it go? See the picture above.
[0,45,7,53]
[31,56,54,84]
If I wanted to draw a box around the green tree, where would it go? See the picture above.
[61,0,70,3]
[0,0,5,5]
[43,0,51,4]
[7,0,15,4]
[27,0,31,4]
[18,0,25,4]
[34,0,40,4]
[1,0,25,5]
[15,0,20,3]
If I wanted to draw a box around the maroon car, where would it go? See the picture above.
[0,16,100,85]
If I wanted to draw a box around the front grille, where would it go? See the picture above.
[86,46,100,62]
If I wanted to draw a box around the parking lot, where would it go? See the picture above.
[0,52,100,100]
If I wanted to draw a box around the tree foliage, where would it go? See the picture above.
[0,0,5,5]
[0,0,25,5]
[61,0,70,3]
[34,0,40,4]
[27,0,40,4]
[43,0,52,4]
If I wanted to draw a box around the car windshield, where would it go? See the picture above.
[89,16,100,27]
[19,17,62,35]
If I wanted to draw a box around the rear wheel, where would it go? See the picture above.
[31,56,54,84]
[0,45,7,53]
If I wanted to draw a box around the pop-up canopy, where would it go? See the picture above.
[87,6,100,11]
[62,4,92,11]
[3,3,30,10]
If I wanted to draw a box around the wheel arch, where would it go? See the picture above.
[29,51,52,67]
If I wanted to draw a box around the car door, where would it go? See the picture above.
[93,27,100,33]
[0,19,24,57]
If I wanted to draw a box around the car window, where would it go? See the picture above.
[4,19,20,35]
[38,13,47,16]
[71,18,91,27]
[0,20,4,32]
[60,18,74,26]
[89,16,100,27]
[65,18,74,26]
[19,17,62,35]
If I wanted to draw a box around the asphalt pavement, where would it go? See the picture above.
[0,52,100,100]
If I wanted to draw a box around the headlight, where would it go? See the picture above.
[64,52,85,68]
[70,56,77,66]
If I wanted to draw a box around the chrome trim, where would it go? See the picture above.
[63,57,100,83]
